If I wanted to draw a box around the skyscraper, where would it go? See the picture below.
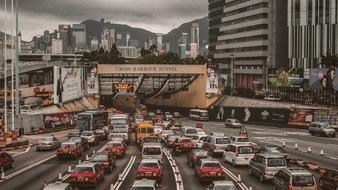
[178,33,188,59]
[101,26,115,51]
[58,24,71,53]
[72,24,86,50]
[156,33,163,51]
[191,23,200,54]
[116,32,130,47]
[288,0,338,69]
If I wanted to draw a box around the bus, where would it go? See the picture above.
[189,109,209,121]
[135,121,154,144]
[76,111,107,132]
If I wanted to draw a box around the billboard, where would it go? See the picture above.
[206,68,219,94]
[54,66,84,104]
[313,109,338,128]
[87,67,99,94]
[43,112,76,129]
[268,69,303,87]
[309,68,338,91]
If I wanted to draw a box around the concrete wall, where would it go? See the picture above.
[20,114,44,133]
[145,66,218,109]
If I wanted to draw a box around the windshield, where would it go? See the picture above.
[214,186,237,190]
[111,118,127,125]
[268,158,286,167]
[292,175,314,186]
[109,142,122,147]
[143,147,161,155]
[74,167,94,173]
[82,132,93,136]
[186,129,197,134]
[216,138,231,144]
[268,147,287,153]
[181,139,192,143]
[140,162,159,168]
[77,115,90,131]
[202,162,221,168]
[322,123,332,129]
[40,137,52,141]
[61,144,75,148]
[143,138,159,143]
[236,138,249,142]
[195,151,208,157]
[238,146,254,154]
[135,115,144,120]
[91,154,108,162]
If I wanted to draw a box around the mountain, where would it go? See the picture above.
[82,16,208,53]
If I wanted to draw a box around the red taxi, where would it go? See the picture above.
[67,163,104,187]
[173,137,195,155]
[57,142,83,159]
[194,159,225,182]
[105,141,127,158]
[136,159,162,182]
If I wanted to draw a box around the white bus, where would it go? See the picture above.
[189,109,209,121]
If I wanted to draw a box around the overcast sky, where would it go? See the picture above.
[0,0,207,41]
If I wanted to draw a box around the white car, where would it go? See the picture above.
[196,128,207,135]
[225,119,243,128]
[153,125,163,136]
[223,143,255,167]
[191,134,208,149]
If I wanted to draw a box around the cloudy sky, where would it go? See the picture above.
[0,0,207,41]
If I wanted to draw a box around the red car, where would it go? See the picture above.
[173,137,195,155]
[136,159,162,182]
[105,141,127,158]
[319,169,338,190]
[67,163,104,187]
[0,151,14,170]
[194,159,225,182]
[57,142,83,159]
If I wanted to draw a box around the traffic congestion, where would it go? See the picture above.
[0,108,337,190]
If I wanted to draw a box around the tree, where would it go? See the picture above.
[321,53,338,68]
[195,55,207,64]
[140,47,151,57]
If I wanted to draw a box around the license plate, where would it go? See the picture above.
[78,177,84,181]
[145,172,152,176]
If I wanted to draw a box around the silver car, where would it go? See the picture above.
[36,136,61,151]
[207,181,237,190]
[273,167,317,190]
[309,122,336,137]
[43,182,73,190]
[249,154,287,182]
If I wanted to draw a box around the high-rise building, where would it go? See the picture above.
[52,38,63,54]
[208,0,226,66]
[178,33,188,59]
[72,24,86,50]
[191,23,200,54]
[116,32,130,47]
[90,38,99,50]
[190,43,198,59]
[211,0,288,90]
[58,24,71,53]
[156,33,163,51]
[288,0,338,69]
[101,25,115,51]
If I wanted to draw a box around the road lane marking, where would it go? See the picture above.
[0,154,56,183]
[111,156,136,190]
[12,147,31,157]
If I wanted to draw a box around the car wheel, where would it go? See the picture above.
[259,173,265,182]
[232,160,236,167]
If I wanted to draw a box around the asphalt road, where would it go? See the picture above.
[1,118,337,190]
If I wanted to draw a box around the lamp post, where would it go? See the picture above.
[230,54,235,96]
[4,0,8,133]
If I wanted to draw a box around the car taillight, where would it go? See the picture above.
[193,157,198,161]
[103,162,110,166]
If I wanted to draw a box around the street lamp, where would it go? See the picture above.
[230,54,235,96]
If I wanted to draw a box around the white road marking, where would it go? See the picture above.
[12,147,31,157]
[111,156,136,190]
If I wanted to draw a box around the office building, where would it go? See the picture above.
[288,0,338,69]
[190,43,198,59]
[178,33,188,59]
[208,0,226,66]
[156,33,163,51]
[90,38,99,50]
[212,0,288,90]
[52,38,63,54]
[116,32,130,47]
[191,23,200,54]
[58,24,71,53]
[117,46,140,59]
[101,26,115,51]
[72,24,87,50]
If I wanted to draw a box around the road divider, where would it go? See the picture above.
[111,156,136,190]
[162,148,184,190]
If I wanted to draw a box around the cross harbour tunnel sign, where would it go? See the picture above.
[97,64,206,75]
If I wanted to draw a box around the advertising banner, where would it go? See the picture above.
[268,69,303,88]
[313,109,338,128]
[87,67,99,94]
[54,66,84,104]
[215,106,289,124]
[289,109,313,125]
[206,68,219,94]
[43,112,76,129]
[309,68,338,91]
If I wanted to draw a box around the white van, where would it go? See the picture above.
[223,143,255,167]
[142,143,163,162]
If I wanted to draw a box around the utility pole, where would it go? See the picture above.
[230,54,235,96]
[4,0,8,133]
[15,0,19,117]
[11,0,15,131]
